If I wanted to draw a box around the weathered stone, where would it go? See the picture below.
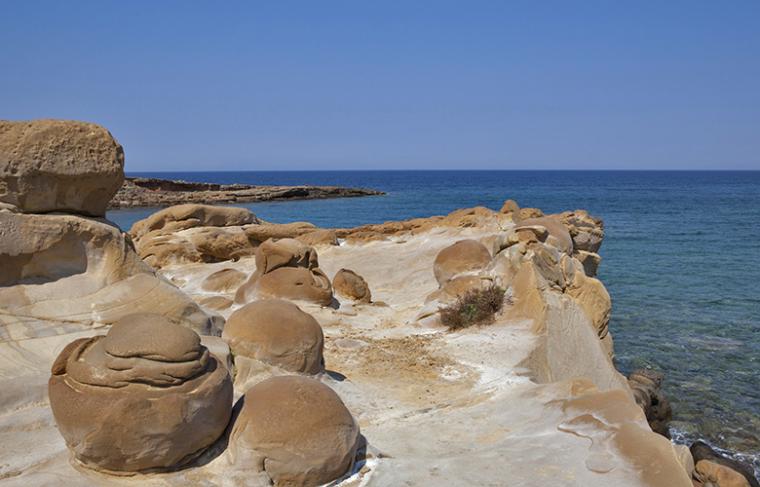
[48,313,233,473]
[516,216,574,255]
[201,268,247,293]
[691,441,759,487]
[129,203,258,240]
[0,119,124,216]
[433,239,491,285]
[229,376,360,486]
[333,268,372,303]
[223,299,324,375]
[576,250,602,277]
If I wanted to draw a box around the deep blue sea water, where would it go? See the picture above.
[109,170,760,469]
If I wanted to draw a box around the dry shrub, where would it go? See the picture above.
[439,285,506,330]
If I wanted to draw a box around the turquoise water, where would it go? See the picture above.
[109,171,760,469]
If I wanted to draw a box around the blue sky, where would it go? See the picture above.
[1,1,759,171]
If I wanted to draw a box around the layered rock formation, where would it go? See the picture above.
[48,313,233,473]
[235,238,333,306]
[229,376,360,487]
[0,120,219,338]
[110,176,384,209]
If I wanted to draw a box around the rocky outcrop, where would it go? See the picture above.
[222,299,325,375]
[234,238,333,306]
[128,205,338,268]
[110,176,384,209]
[48,313,233,473]
[333,268,372,303]
[201,268,248,293]
[627,369,672,437]
[0,119,124,216]
[229,376,360,486]
[691,441,760,487]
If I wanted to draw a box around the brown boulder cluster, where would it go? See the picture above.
[0,119,361,486]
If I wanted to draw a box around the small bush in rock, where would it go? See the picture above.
[439,285,506,330]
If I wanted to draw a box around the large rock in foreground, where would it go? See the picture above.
[48,313,233,473]
[229,376,360,486]
[0,119,124,216]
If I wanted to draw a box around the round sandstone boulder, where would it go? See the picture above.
[223,299,324,375]
[201,268,248,293]
[236,267,333,306]
[333,268,372,303]
[433,239,492,285]
[229,376,360,486]
[48,313,233,473]
[0,119,124,216]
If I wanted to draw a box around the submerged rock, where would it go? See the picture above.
[229,376,360,486]
[48,313,233,473]
[0,119,124,216]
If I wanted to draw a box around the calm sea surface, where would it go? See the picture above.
[109,170,760,469]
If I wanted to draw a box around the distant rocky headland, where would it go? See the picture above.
[109,176,384,209]
[2,119,758,487]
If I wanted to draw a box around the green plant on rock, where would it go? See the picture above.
[439,284,506,330]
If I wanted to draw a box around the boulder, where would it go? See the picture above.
[333,268,372,303]
[691,441,759,487]
[575,250,602,277]
[239,267,333,306]
[201,268,248,293]
[559,210,605,253]
[235,238,333,306]
[499,199,520,215]
[129,203,258,240]
[515,216,574,255]
[197,295,234,311]
[48,313,233,473]
[229,376,360,486]
[223,299,324,375]
[0,119,124,216]
[433,239,492,285]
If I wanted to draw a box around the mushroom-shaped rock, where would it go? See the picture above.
[237,267,333,306]
[201,268,248,293]
[333,268,372,303]
[515,216,574,255]
[433,239,491,285]
[48,313,233,473]
[229,376,360,487]
[0,119,124,216]
[223,299,324,375]
[235,238,333,306]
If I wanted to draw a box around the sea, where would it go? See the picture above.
[108,170,760,471]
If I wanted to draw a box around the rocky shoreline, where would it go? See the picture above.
[109,176,384,209]
[2,119,758,486]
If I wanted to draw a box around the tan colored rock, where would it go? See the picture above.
[198,295,234,311]
[223,299,324,374]
[235,238,333,306]
[696,460,752,487]
[516,216,574,255]
[559,210,605,253]
[296,228,339,247]
[517,207,544,220]
[433,239,491,285]
[201,268,248,293]
[576,250,602,277]
[129,203,258,240]
[566,270,612,339]
[240,267,333,306]
[0,119,124,216]
[229,376,360,486]
[500,199,520,215]
[48,313,233,473]
[0,212,219,337]
[333,268,372,303]
[673,444,695,480]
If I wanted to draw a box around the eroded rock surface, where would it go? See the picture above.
[0,119,124,216]
[48,313,233,473]
[333,268,372,303]
[223,299,325,375]
[229,376,360,487]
